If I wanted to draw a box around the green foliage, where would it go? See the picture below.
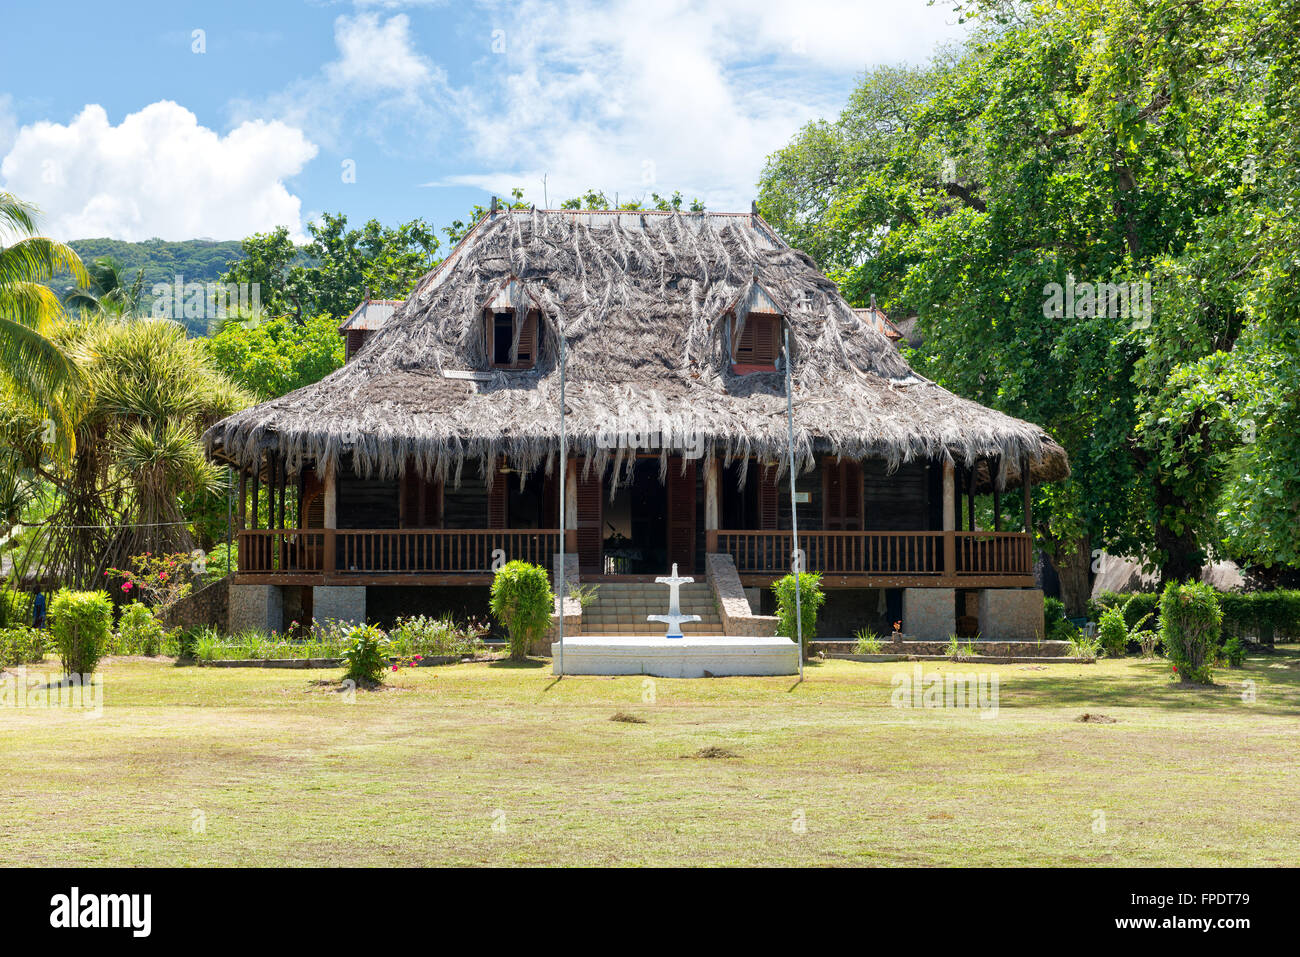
[1218,591,1300,642]
[489,561,554,661]
[387,615,488,658]
[771,572,825,657]
[1067,633,1101,663]
[340,624,391,687]
[48,589,112,675]
[116,601,166,656]
[944,634,977,661]
[854,628,883,655]
[219,216,440,321]
[1159,581,1223,685]
[757,0,1300,584]
[0,589,34,628]
[1097,607,1130,658]
[0,625,47,667]
[1043,596,1065,634]
[1221,636,1247,668]
[206,312,344,400]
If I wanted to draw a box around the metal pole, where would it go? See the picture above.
[556,324,567,675]
[785,328,803,679]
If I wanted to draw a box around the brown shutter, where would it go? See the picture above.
[758,462,780,530]
[735,318,757,361]
[823,459,863,530]
[515,311,537,366]
[575,463,603,573]
[488,460,508,528]
[756,316,779,364]
[666,457,696,574]
[541,469,558,529]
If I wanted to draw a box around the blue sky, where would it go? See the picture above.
[0,0,966,244]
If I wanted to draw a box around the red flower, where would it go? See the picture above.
[391,664,399,672]
[122,582,133,592]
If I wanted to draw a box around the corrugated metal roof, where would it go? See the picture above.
[339,299,402,332]
[853,306,904,342]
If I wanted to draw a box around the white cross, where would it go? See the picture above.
[647,563,702,638]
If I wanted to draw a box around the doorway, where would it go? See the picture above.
[604,459,669,573]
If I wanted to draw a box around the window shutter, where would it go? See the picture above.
[515,311,537,366]
[667,458,696,573]
[758,463,780,530]
[575,465,603,573]
[488,461,508,528]
[823,458,843,530]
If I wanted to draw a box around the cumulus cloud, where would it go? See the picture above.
[442,0,966,210]
[0,101,318,241]
[235,11,453,154]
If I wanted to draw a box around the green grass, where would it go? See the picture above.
[2,648,1299,866]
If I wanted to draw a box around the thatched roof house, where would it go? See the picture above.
[206,208,1066,490]
[207,208,1068,641]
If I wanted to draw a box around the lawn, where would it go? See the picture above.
[2,650,1298,866]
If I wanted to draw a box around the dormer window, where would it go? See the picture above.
[487,308,538,369]
[731,312,781,372]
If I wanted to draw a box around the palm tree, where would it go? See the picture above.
[64,256,146,319]
[0,191,88,448]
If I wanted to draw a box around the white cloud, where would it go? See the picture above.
[236,12,453,154]
[0,101,317,242]
[443,0,966,210]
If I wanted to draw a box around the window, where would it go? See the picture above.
[487,309,538,369]
[731,313,781,371]
[345,329,370,361]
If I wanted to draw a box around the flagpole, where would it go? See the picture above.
[785,328,803,679]
[556,322,567,675]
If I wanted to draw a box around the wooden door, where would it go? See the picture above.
[666,458,696,573]
[823,458,863,530]
[575,463,603,573]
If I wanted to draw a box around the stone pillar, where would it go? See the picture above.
[942,460,955,531]
[704,457,720,551]
[312,585,366,628]
[229,584,283,634]
[903,587,955,640]
[323,462,337,529]
[978,588,1045,641]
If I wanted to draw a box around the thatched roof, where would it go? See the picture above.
[204,209,1069,490]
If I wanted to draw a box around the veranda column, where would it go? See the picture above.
[704,456,720,553]
[942,459,956,583]
[564,458,578,552]
[322,461,337,576]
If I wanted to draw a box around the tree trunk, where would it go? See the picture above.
[1046,534,1092,618]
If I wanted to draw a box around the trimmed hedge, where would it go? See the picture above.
[49,590,113,676]
[1091,588,1300,645]
[1159,581,1222,685]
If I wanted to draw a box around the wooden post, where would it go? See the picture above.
[967,461,976,532]
[237,470,247,530]
[704,456,720,553]
[251,456,261,529]
[1022,456,1033,533]
[942,459,956,580]
[323,461,337,577]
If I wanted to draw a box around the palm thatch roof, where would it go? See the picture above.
[204,209,1069,491]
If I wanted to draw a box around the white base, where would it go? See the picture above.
[551,635,800,678]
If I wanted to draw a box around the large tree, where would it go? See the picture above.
[759,0,1294,608]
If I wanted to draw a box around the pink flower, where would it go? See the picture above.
[391,664,399,672]
[122,582,133,592]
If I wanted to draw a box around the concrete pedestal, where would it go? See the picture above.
[902,587,955,640]
[977,588,1045,641]
[552,635,799,678]
[312,585,367,628]
[229,584,283,634]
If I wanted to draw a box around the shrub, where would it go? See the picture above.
[1089,591,1160,632]
[0,626,47,667]
[117,602,167,656]
[48,590,113,676]
[771,572,825,658]
[1097,607,1129,657]
[0,590,34,628]
[490,561,555,661]
[340,624,390,686]
[1219,590,1300,643]
[854,629,883,655]
[389,614,488,658]
[1068,632,1100,662]
[1221,636,1247,668]
[1043,596,1066,635]
[1159,581,1222,685]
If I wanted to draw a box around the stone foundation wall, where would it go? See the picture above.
[162,575,230,632]
[978,588,1045,641]
[541,553,581,654]
[706,553,780,637]
[902,587,955,640]
[313,585,366,629]
[229,584,283,634]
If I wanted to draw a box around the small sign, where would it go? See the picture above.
[793,491,811,504]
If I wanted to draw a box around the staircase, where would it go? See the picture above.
[580,581,724,636]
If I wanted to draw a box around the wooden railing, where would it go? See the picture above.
[238,530,327,574]
[237,529,562,576]
[714,529,1032,580]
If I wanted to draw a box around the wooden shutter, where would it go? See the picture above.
[402,471,441,528]
[757,463,780,530]
[575,464,603,573]
[346,329,369,360]
[735,318,757,362]
[667,458,696,574]
[488,461,508,529]
[515,311,537,367]
[823,458,863,530]
[754,316,779,364]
